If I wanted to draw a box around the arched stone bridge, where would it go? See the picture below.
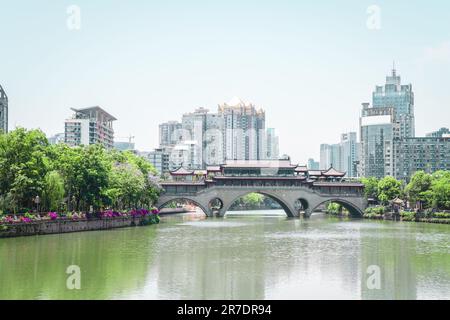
[157,182,367,218]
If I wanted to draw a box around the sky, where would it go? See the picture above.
[1,0,449,164]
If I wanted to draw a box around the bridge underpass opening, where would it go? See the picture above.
[313,200,364,218]
[224,192,292,217]
[158,198,208,216]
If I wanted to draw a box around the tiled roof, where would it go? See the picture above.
[170,167,194,175]
[222,160,296,168]
[322,167,346,177]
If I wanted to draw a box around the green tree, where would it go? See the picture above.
[429,171,450,209]
[361,177,379,200]
[405,171,432,208]
[242,193,264,207]
[377,176,402,205]
[42,171,65,212]
[0,128,50,212]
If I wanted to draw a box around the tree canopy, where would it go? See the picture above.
[0,128,161,214]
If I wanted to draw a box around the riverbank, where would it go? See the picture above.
[0,215,156,238]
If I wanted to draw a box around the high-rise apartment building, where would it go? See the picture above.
[262,128,279,160]
[155,98,277,170]
[159,121,183,147]
[307,158,320,170]
[340,132,358,178]
[64,106,116,149]
[219,97,266,161]
[320,132,358,177]
[394,136,449,181]
[0,85,8,133]
[359,104,400,178]
[147,148,170,176]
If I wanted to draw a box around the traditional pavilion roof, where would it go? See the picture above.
[170,166,195,175]
[295,165,308,172]
[222,160,297,169]
[206,165,222,172]
[322,167,346,177]
[308,170,323,176]
[194,170,207,175]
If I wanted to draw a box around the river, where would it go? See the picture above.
[0,210,449,300]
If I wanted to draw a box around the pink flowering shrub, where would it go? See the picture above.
[48,212,58,221]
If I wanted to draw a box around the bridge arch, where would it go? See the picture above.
[220,191,297,218]
[157,197,210,216]
[309,198,364,217]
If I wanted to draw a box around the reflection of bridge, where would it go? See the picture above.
[156,160,366,218]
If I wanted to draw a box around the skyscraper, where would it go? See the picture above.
[340,132,358,178]
[372,67,415,138]
[159,121,182,147]
[319,132,358,176]
[218,97,266,161]
[359,103,400,178]
[0,85,8,133]
[64,106,116,149]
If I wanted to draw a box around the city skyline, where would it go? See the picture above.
[1,1,450,164]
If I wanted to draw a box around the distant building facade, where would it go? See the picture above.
[64,106,116,149]
[426,127,450,138]
[147,148,170,176]
[219,97,266,161]
[48,133,65,145]
[159,121,182,147]
[154,97,279,171]
[393,136,449,181]
[359,104,399,178]
[320,132,358,177]
[0,85,8,133]
[307,158,320,170]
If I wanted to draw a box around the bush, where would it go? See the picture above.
[433,212,450,219]
[400,211,416,221]
[364,206,386,215]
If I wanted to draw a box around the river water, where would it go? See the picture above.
[0,210,449,300]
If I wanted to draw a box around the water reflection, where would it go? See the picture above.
[0,210,449,300]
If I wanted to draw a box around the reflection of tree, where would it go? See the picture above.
[0,227,157,300]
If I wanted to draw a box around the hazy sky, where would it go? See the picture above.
[1,0,449,164]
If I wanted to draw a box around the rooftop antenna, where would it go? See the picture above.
[392,60,396,76]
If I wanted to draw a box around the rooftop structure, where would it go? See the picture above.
[64,106,116,149]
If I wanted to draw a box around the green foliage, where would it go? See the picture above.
[364,206,386,215]
[0,128,51,213]
[241,193,264,207]
[0,129,162,213]
[405,171,432,208]
[361,177,379,200]
[429,171,450,209]
[377,176,402,205]
[326,202,347,215]
[42,171,65,211]
[400,210,416,221]
[433,212,450,219]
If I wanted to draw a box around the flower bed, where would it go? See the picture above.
[0,208,161,232]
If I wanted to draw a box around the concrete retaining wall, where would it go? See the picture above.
[0,216,147,239]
